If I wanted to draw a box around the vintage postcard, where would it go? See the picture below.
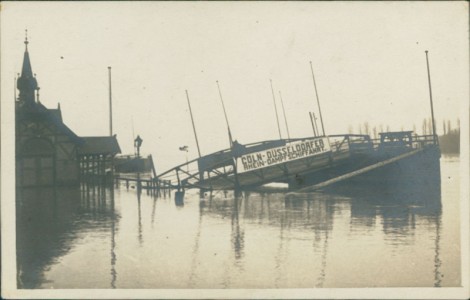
[1,1,469,299]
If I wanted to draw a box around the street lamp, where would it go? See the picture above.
[134,135,143,158]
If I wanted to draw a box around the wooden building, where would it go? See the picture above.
[15,37,121,187]
[78,136,121,184]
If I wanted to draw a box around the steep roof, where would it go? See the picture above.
[16,101,83,145]
[78,136,121,156]
[17,35,38,104]
[16,102,83,144]
[47,108,62,122]
[21,44,33,77]
[15,35,119,154]
[15,35,82,144]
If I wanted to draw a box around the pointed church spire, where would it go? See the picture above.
[17,30,38,105]
[21,30,33,78]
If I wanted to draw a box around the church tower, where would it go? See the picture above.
[17,31,38,105]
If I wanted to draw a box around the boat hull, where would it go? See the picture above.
[316,145,441,194]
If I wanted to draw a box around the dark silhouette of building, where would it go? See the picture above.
[15,36,120,187]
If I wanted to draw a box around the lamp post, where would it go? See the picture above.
[134,135,143,158]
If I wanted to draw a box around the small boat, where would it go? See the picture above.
[114,155,155,174]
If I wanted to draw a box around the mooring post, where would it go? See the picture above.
[176,168,181,192]
[234,188,242,198]
[97,180,102,201]
[92,155,96,186]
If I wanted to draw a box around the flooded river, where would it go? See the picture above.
[16,156,461,288]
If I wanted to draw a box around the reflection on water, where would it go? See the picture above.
[16,158,460,288]
[16,185,120,288]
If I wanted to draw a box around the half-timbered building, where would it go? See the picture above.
[15,36,121,187]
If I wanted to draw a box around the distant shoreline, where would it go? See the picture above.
[439,130,460,155]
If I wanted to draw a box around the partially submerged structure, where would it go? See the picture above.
[158,54,441,195]
[15,36,121,187]
[78,136,121,184]
[157,133,440,193]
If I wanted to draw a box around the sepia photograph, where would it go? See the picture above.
[1,1,469,299]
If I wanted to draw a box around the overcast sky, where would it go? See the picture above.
[1,1,468,172]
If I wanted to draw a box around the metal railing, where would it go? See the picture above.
[152,133,440,191]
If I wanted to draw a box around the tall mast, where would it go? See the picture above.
[186,90,202,157]
[216,81,233,147]
[279,91,291,139]
[108,66,113,136]
[309,112,317,137]
[425,51,437,145]
[312,112,320,137]
[310,61,326,136]
[270,79,282,140]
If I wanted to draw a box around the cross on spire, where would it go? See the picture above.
[25,29,29,50]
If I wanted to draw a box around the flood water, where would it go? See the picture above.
[16,156,461,289]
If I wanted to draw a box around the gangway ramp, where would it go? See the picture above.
[155,133,439,193]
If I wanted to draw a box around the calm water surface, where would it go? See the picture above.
[16,157,461,288]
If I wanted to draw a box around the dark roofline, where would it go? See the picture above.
[16,101,84,145]
[38,102,84,144]
[78,135,121,156]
